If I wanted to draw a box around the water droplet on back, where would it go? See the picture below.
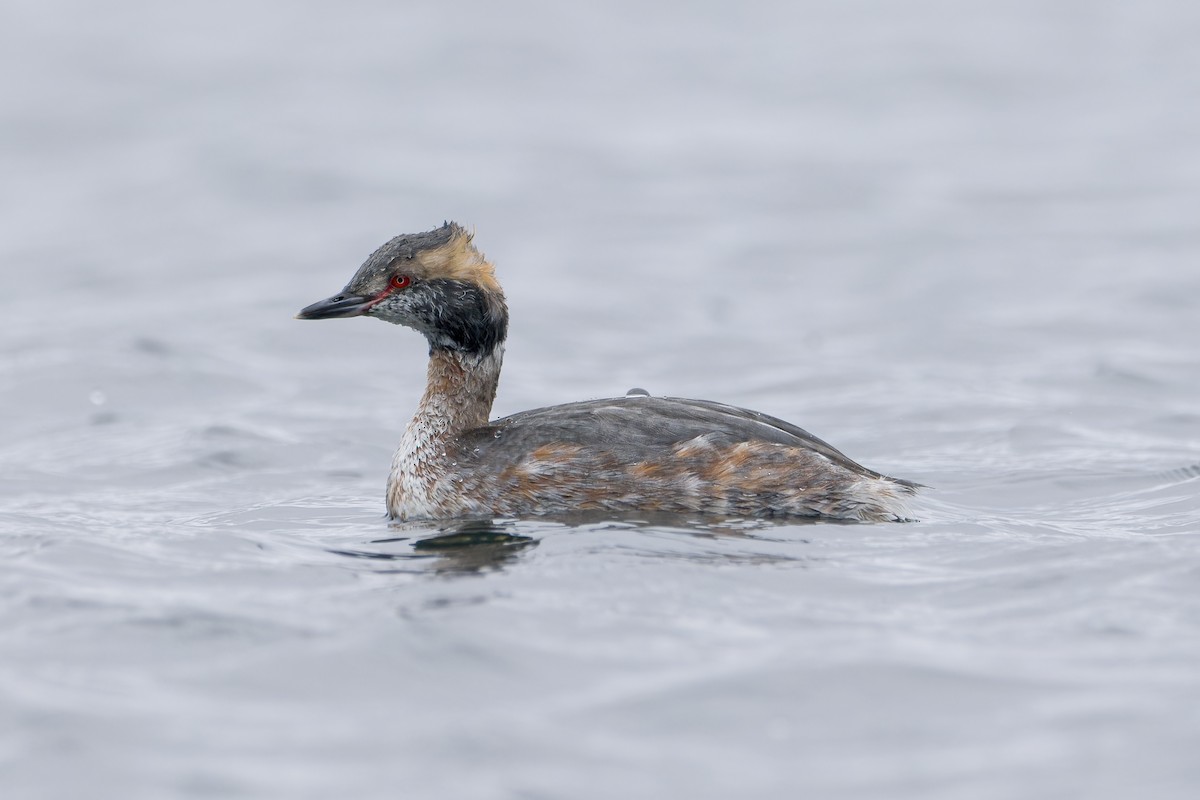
[625,387,650,398]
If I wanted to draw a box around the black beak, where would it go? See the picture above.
[296,292,372,320]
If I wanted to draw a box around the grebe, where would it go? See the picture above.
[297,223,918,522]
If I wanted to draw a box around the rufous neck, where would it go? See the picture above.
[414,346,503,435]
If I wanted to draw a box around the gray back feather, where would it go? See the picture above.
[458,395,915,488]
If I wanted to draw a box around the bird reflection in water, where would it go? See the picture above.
[328,519,537,575]
[328,513,830,575]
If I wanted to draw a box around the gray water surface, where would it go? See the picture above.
[3,1,1200,798]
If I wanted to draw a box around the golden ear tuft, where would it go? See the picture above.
[415,222,502,294]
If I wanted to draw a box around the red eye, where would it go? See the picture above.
[390,274,411,290]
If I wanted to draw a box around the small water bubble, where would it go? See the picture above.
[88,390,107,406]
[625,387,650,398]
[493,430,503,438]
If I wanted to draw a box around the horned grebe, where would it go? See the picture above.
[297,223,918,522]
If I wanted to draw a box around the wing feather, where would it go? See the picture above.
[456,395,916,489]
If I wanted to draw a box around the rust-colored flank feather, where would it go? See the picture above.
[297,222,920,523]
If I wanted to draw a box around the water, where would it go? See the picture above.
[3,1,1200,797]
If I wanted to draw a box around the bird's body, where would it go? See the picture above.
[298,223,918,523]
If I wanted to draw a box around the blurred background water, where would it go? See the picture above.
[2,0,1200,798]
